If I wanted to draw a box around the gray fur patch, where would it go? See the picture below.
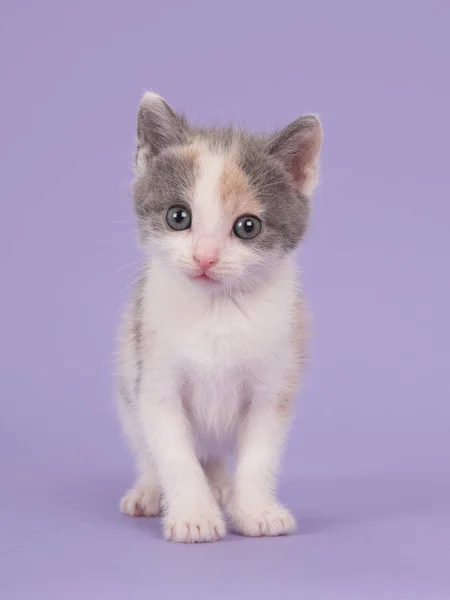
[193,125,310,251]
[137,97,188,159]
[134,99,316,253]
[133,147,199,243]
[237,136,310,252]
[132,269,146,401]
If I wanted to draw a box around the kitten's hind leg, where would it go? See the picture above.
[118,396,162,517]
[120,451,162,517]
[202,457,231,507]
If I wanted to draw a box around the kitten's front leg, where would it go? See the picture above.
[228,380,296,537]
[139,367,225,543]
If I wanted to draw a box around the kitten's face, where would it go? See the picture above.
[133,94,322,294]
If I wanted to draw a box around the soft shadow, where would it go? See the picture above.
[281,471,450,532]
[42,469,450,539]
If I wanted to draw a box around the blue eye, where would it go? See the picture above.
[233,215,262,240]
[166,206,192,231]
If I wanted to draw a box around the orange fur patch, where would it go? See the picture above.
[277,297,310,419]
[219,157,261,216]
[177,141,203,163]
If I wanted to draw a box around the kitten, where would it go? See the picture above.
[116,92,322,543]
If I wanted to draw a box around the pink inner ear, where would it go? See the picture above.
[268,116,322,193]
[288,135,321,190]
[290,151,311,186]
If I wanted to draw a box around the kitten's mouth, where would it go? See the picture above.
[191,272,219,285]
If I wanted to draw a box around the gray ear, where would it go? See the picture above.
[135,92,187,170]
[267,115,322,196]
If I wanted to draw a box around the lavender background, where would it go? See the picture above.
[1,1,449,598]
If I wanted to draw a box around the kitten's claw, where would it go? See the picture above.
[164,508,226,542]
[120,486,161,517]
[228,502,296,537]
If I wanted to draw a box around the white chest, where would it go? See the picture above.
[144,263,299,435]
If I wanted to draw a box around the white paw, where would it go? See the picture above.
[120,486,161,517]
[229,502,296,537]
[164,506,226,543]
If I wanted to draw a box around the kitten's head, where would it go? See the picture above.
[133,92,322,294]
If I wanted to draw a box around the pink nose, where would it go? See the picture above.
[193,237,220,271]
[193,254,218,271]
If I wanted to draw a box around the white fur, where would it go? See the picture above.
[117,150,308,542]
[193,152,224,233]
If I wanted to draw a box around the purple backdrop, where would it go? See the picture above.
[1,1,449,598]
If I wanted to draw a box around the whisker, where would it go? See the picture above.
[107,221,135,225]
[109,266,142,309]
[95,259,141,287]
